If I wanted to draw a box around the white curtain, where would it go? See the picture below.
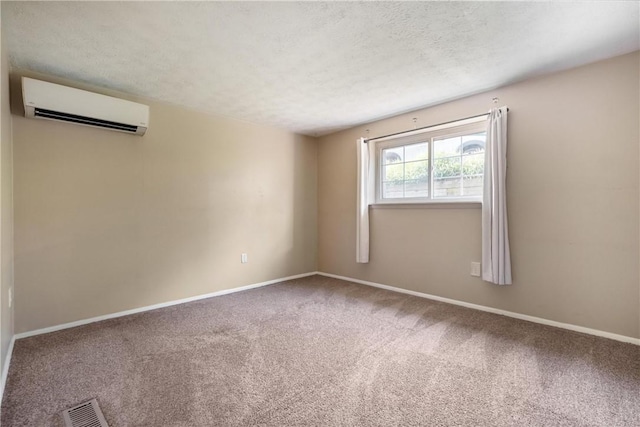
[356,138,375,263]
[482,107,512,285]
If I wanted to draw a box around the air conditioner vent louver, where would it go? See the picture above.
[62,399,109,427]
[22,77,149,136]
[35,108,139,133]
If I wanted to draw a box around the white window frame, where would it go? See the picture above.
[374,118,487,205]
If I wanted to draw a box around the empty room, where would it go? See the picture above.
[0,1,638,426]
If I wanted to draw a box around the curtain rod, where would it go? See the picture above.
[364,108,509,143]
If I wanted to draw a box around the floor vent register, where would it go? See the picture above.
[62,399,109,427]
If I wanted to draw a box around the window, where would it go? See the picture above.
[376,119,486,203]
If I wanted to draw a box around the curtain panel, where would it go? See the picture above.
[356,138,375,263]
[482,106,512,285]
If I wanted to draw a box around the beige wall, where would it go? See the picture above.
[318,52,640,339]
[12,71,317,333]
[0,15,15,378]
[7,53,640,339]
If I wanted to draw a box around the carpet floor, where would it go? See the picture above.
[2,275,639,426]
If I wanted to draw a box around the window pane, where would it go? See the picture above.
[404,178,429,198]
[462,153,484,176]
[434,136,461,158]
[382,147,403,164]
[463,176,483,197]
[460,133,486,154]
[404,160,428,180]
[383,181,403,199]
[434,177,462,198]
[433,156,461,178]
[404,142,428,162]
[383,163,403,181]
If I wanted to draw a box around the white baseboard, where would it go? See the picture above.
[317,272,640,345]
[15,272,318,340]
[0,335,16,406]
[10,268,639,346]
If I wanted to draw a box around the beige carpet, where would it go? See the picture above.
[2,275,639,426]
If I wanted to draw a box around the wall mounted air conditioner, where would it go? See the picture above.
[22,77,149,136]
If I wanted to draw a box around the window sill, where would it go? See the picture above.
[370,200,481,209]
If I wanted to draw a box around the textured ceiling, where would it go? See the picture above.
[2,1,639,136]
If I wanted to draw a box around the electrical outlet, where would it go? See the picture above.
[470,262,481,277]
[8,287,13,308]
[241,253,248,264]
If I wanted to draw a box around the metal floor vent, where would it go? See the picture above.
[62,399,109,427]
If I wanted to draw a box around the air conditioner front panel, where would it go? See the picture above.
[22,77,149,134]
